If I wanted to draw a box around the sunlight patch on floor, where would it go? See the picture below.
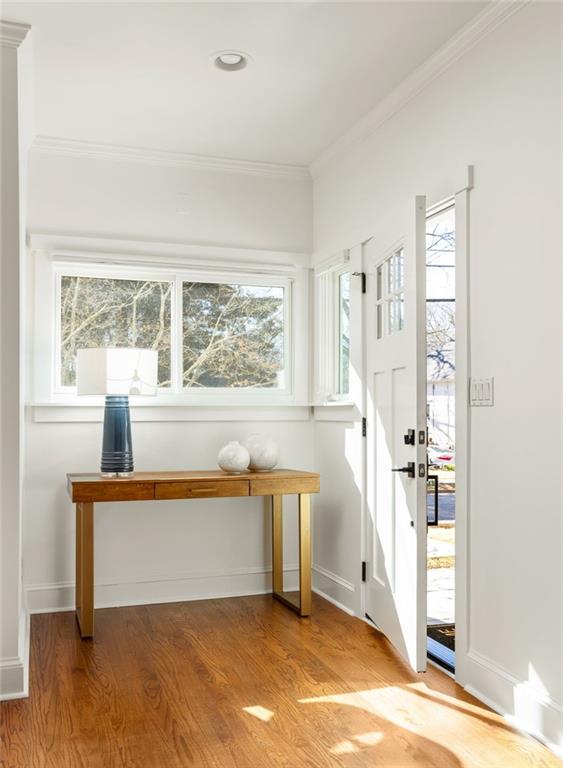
[331,740,358,755]
[299,681,501,737]
[330,731,384,755]
[242,705,275,722]
[354,731,384,746]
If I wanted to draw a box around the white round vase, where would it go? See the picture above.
[217,441,250,474]
[244,434,279,472]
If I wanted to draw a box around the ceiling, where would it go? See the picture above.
[4,2,488,167]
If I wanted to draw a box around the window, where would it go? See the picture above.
[49,260,295,403]
[376,247,404,338]
[31,235,309,411]
[314,254,351,402]
[338,272,350,395]
[182,282,285,389]
[60,276,172,387]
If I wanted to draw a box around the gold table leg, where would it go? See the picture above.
[272,493,312,617]
[298,493,312,616]
[272,495,283,594]
[76,502,94,638]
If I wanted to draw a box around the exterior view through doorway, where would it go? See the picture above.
[426,201,456,672]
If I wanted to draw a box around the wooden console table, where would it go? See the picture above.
[67,469,320,638]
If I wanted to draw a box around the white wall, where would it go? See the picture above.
[24,152,314,614]
[28,151,311,253]
[312,418,362,614]
[312,2,562,753]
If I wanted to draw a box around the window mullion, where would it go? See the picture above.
[172,275,183,393]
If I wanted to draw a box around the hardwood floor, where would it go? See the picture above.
[1,595,559,767]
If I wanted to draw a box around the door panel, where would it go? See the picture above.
[364,196,427,672]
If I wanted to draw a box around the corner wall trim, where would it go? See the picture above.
[310,0,530,177]
[0,612,30,701]
[30,135,311,181]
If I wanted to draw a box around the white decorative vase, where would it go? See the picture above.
[244,434,279,472]
[217,441,250,474]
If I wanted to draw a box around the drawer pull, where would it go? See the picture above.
[155,480,249,499]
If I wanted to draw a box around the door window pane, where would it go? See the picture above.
[376,246,405,339]
[426,206,455,382]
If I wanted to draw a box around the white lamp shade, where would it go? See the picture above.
[76,348,158,396]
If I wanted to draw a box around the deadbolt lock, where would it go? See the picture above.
[403,429,415,445]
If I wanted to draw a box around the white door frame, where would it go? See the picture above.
[360,167,473,687]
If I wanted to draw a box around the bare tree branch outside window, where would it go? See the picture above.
[426,220,455,381]
[182,282,284,388]
[60,276,172,386]
[60,276,286,391]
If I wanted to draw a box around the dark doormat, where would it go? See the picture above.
[427,623,455,651]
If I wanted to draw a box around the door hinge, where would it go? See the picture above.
[361,561,367,582]
[352,271,367,293]
[361,417,367,437]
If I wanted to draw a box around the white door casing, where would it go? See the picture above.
[363,195,427,673]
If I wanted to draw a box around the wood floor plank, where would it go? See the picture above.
[1,595,560,768]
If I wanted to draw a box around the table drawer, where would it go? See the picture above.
[250,476,320,496]
[155,480,250,500]
[72,481,155,502]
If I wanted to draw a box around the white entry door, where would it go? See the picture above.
[363,196,427,673]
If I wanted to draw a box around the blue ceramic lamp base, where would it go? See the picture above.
[100,395,134,477]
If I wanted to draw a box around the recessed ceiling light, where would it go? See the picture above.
[214,51,249,72]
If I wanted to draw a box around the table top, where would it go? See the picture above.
[67,469,320,502]
[68,469,318,484]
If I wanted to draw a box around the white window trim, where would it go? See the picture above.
[313,251,352,405]
[30,233,310,412]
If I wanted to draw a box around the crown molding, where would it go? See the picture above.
[310,0,530,179]
[0,20,31,49]
[30,135,311,181]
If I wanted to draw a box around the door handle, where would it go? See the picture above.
[392,462,416,479]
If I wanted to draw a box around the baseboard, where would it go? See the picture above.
[25,565,300,614]
[312,586,356,617]
[312,563,357,615]
[0,611,30,701]
[26,567,359,620]
[466,648,563,758]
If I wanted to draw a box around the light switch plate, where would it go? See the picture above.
[470,377,494,406]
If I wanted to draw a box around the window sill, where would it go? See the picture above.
[30,403,313,423]
[313,403,361,422]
